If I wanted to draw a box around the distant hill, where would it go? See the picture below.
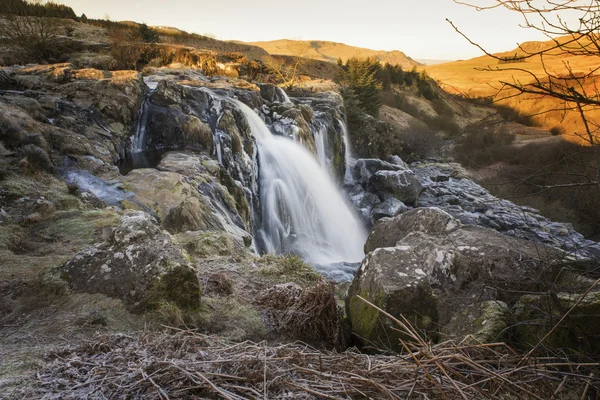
[425,36,599,143]
[246,39,420,69]
[416,59,453,65]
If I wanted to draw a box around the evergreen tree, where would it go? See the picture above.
[335,57,382,116]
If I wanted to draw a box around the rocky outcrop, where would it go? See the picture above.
[413,162,600,258]
[120,152,251,241]
[346,207,591,351]
[0,64,145,167]
[348,158,422,225]
[56,211,201,312]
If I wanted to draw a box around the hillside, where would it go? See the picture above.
[425,36,599,144]
[246,39,420,68]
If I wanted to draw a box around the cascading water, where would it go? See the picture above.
[338,119,356,185]
[230,99,367,273]
[275,86,292,104]
[132,78,158,152]
[314,123,328,169]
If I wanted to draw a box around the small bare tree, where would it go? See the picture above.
[0,0,66,62]
[263,41,311,89]
[448,0,600,191]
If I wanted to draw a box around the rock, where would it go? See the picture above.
[347,208,571,351]
[366,169,422,205]
[120,169,224,233]
[352,158,403,185]
[56,211,201,312]
[388,155,409,169]
[370,198,408,223]
[347,246,440,349]
[443,301,510,343]
[365,207,460,253]
[414,163,600,259]
[513,291,600,355]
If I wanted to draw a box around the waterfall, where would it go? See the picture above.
[230,99,367,269]
[339,119,356,185]
[314,123,328,169]
[132,79,157,152]
[275,86,292,104]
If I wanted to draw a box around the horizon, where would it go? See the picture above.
[58,0,551,60]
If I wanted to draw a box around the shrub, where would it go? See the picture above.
[0,116,25,148]
[396,121,443,162]
[429,114,461,135]
[455,126,516,167]
[20,144,53,173]
[550,125,566,136]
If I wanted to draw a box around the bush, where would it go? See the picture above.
[550,125,566,136]
[0,117,25,148]
[455,126,516,167]
[20,144,53,173]
[396,122,442,162]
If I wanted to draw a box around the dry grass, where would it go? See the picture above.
[425,39,600,144]
[14,317,599,399]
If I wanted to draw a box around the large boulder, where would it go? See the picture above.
[56,211,201,312]
[365,207,460,253]
[347,207,574,351]
[352,158,403,185]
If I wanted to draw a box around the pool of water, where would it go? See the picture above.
[117,150,166,175]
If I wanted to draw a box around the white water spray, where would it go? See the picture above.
[230,99,367,267]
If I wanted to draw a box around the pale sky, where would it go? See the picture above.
[59,0,550,60]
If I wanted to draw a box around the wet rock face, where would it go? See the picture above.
[56,212,201,312]
[413,163,600,258]
[348,158,422,226]
[347,207,577,351]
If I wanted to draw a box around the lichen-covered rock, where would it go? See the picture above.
[120,169,223,233]
[443,301,510,343]
[56,211,201,312]
[347,246,440,350]
[347,207,572,351]
[365,207,460,253]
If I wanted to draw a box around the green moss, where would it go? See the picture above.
[176,231,238,259]
[256,254,322,285]
[348,287,383,341]
[149,264,201,310]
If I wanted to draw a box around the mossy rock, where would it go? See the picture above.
[513,292,600,355]
[176,231,242,259]
[443,301,510,343]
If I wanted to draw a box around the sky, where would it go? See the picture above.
[58,0,551,60]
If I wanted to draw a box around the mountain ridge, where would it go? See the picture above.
[244,39,420,68]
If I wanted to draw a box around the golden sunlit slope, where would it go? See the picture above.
[425,36,599,143]
[246,39,420,68]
